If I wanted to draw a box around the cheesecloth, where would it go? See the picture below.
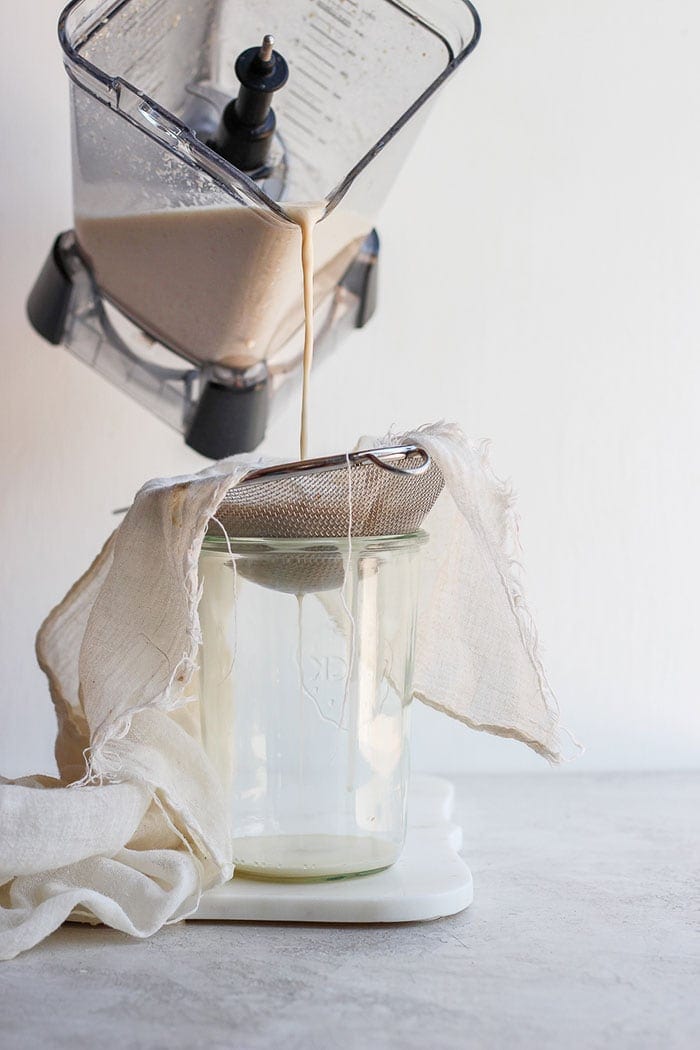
[0,422,579,960]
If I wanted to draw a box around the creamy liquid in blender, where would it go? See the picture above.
[76,202,367,460]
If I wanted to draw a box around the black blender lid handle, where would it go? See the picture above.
[211,35,289,174]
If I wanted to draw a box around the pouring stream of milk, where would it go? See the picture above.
[285,203,325,461]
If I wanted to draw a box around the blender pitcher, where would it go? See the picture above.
[28,0,481,456]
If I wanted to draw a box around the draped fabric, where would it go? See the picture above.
[0,424,576,960]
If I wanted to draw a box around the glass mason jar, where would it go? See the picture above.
[197,532,426,881]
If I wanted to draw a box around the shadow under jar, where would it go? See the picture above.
[197,532,426,881]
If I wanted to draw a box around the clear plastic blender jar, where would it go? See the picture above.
[59,0,481,370]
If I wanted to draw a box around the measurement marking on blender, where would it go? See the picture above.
[314,16,350,42]
[290,82,329,109]
[289,89,324,114]
[301,43,336,69]
[317,3,353,29]
[296,67,332,92]
[308,22,345,50]
[314,27,357,61]
[284,112,320,139]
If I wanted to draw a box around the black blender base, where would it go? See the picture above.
[26,229,379,459]
[26,234,74,346]
[184,375,269,458]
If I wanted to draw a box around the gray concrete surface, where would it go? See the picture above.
[1,773,698,1050]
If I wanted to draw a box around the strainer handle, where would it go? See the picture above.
[363,446,431,476]
[243,444,432,484]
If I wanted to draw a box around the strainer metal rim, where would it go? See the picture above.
[239,445,432,486]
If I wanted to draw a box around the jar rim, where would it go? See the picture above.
[201,530,429,554]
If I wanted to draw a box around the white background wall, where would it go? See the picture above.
[1,0,698,779]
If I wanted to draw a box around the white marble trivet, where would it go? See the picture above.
[191,776,472,924]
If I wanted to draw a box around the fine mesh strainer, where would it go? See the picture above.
[206,444,443,593]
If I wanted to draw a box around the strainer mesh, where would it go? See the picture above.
[210,448,444,540]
